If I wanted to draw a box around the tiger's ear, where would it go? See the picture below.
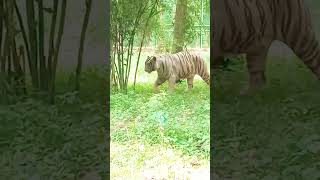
[151,56,156,62]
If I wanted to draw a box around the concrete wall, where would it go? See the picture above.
[16,0,108,69]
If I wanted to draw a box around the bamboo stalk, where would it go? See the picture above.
[50,0,67,103]
[14,1,31,67]
[7,0,23,94]
[1,2,10,74]
[12,39,25,94]
[124,5,143,88]
[19,45,26,94]
[117,30,123,90]
[0,0,3,58]
[47,0,59,95]
[0,0,3,75]
[8,45,11,77]
[11,38,22,76]
[133,1,160,88]
[1,33,8,73]
[75,0,92,91]
[120,31,124,90]
[37,0,47,90]
[26,0,39,88]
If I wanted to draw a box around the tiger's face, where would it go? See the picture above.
[145,56,157,73]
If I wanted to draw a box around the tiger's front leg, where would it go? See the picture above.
[168,76,176,93]
[241,51,268,95]
[153,77,165,94]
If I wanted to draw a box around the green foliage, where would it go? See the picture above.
[0,68,107,179]
[213,57,320,179]
[111,0,161,91]
[184,0,203,44]
[111,82,210,159]
[134,0,210,51]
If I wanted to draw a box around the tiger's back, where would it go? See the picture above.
[158,51,210,84]
[212,0,320,93]
[213,0,315,54]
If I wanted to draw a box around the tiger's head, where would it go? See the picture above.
[144,56,157,73]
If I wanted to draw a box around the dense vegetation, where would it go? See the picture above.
[0,1,107,179]
[0,67,107,179]
[213,57,320,179]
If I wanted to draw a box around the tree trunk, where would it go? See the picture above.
[75,0,92,91]
[172,0,187,53]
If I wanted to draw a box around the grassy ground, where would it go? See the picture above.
[0,66,107,179]
[110,51,210,179]
[213,57,320,179]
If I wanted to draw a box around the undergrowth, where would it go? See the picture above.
[0,66,107,179]
[213,57,320,180]
[110,80,210,179]
[111,81,210,159]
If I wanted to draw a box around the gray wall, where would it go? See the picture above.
[16,0,107,69]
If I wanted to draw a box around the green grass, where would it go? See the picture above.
[110,51,210,179]
[0,67,107,179]
[213,57,320,179]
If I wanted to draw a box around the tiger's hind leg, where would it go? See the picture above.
[241,50,268,95]
[199,70,210,86]
[287,31,320,79]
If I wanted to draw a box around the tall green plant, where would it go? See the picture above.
[111,0,153,92]
[141,0,209,51]
[16,0,67,103]
[133,0,161,88]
